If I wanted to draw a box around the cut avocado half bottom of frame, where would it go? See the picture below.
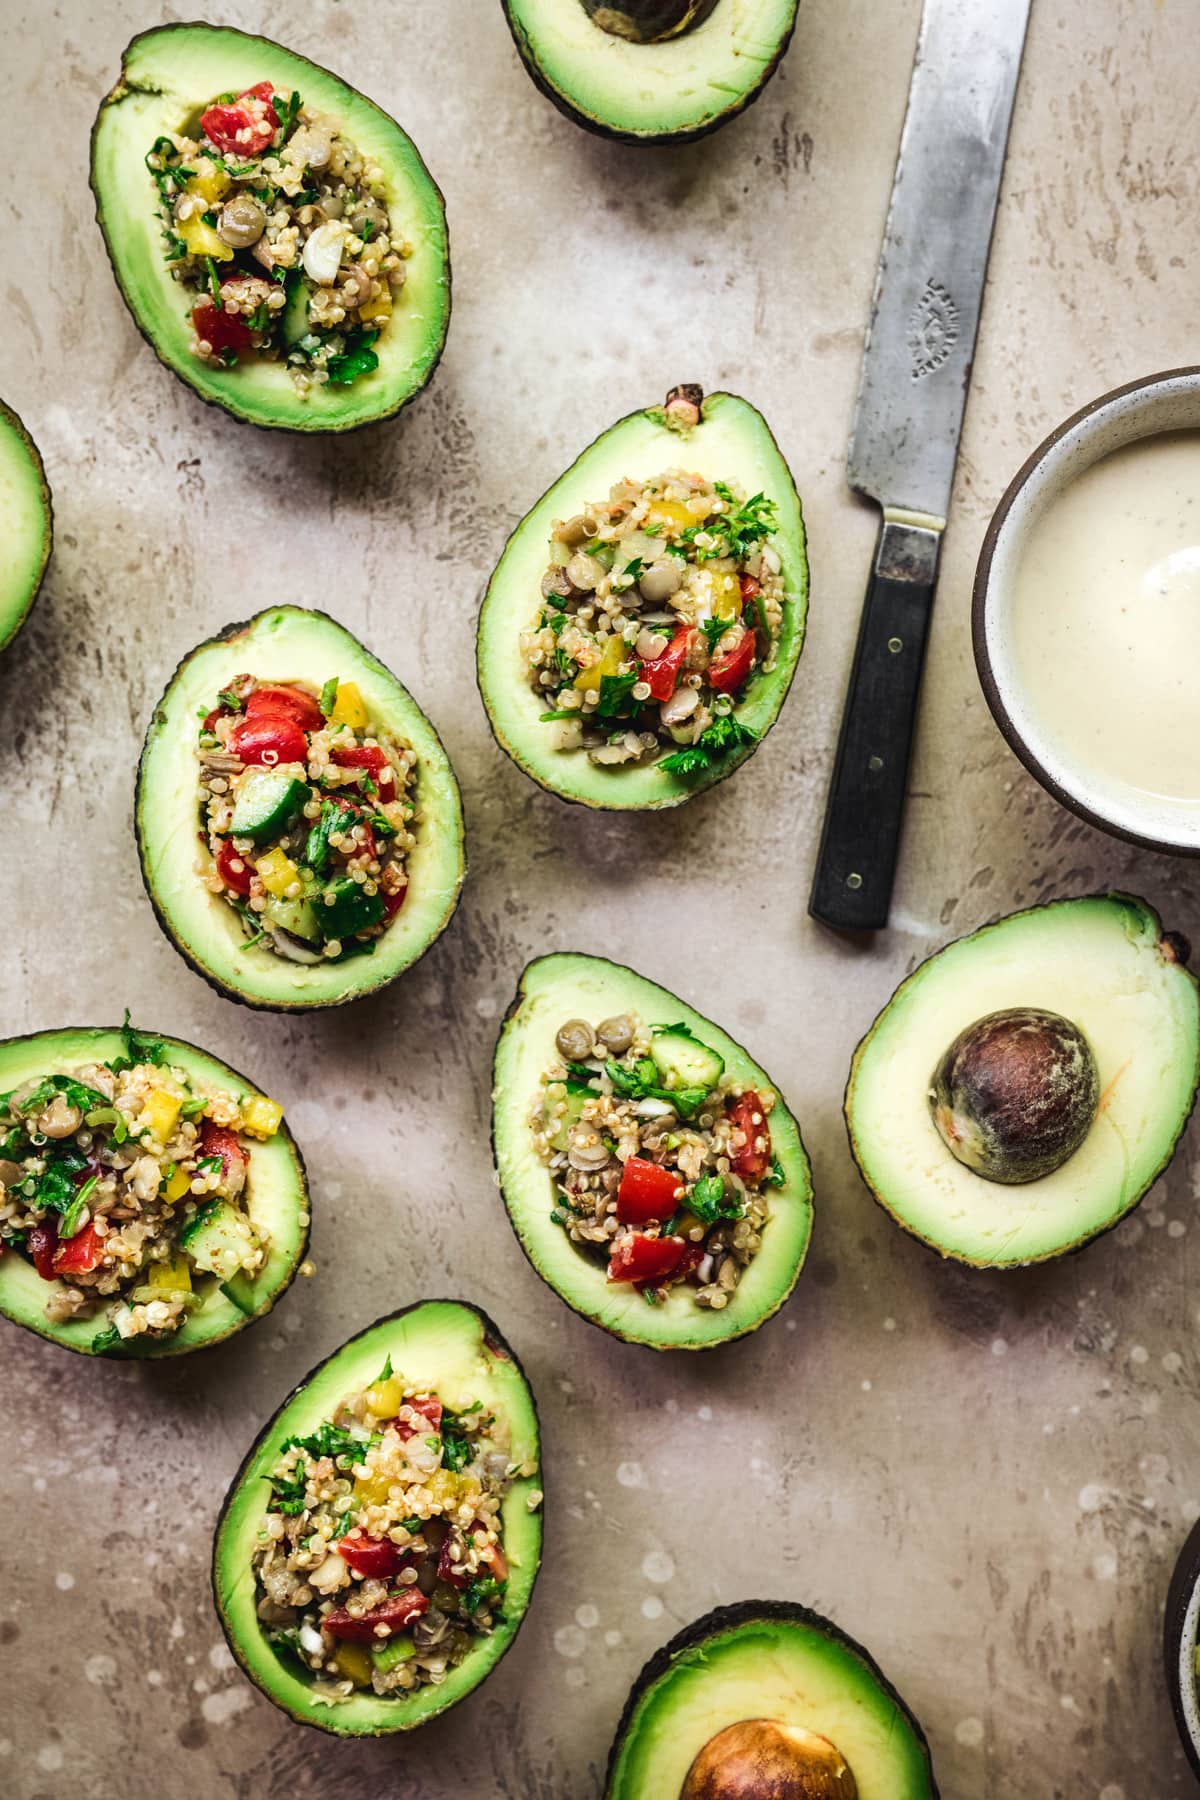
[0,397,51,653]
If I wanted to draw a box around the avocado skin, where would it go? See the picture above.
[604,1601,940,1798]
[476,390,809,812]
[211,1300,543,1735]
[90,23,450,434]
[502,1,799,143]
[0,1025,309,1358]
[134,606,466,1012]
[0,397,52,654]
[845,892,1200,1269]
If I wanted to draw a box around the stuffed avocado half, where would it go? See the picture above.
[0,399,52,653]
[0,1022,308,1357]
[478,387,808,811]
[213,1300,542,1735]
[136,606,465,1011]
[605,1601,939,1799]
[493,953,813,1349]
[503,0,799,143]
[846,893,1200,1268]
[91,23,449,431]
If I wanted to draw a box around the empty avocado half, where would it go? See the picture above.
[845,893,1200,1268]
[135,606,465,1011]
[605,1601,939,1798]
[213,1300,542,1735]
[503,0,799,142]
[477,387,808,811]
[90,23,449,431]
[0,398,51,654]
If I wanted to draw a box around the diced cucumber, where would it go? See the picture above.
[228,769,309,842]
[649,1027,725,1094]
[544,1079,592,1153]
[319,877,386,940]
[221,1271,259,1315]
[372,1636,415,1672]
[179,1199,257,1282]
[282,277,311,347]
[264,892,322,944]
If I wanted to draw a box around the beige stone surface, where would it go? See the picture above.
[2,0,1199,1794]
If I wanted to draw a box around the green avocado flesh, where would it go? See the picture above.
[606,1603,938,1798]
[477,391,807,811]
[492,953,813,1348]
[846,893,1200,1268]
[90,23,449,432]
[0,1027,308,1357]
[213,1301,542,1735]
[0,399,51,652]
[504,0,799,141]
[135,606,465,1011]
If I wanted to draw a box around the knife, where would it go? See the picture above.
[809,0,1031,932]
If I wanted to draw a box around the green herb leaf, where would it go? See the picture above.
[325,329,379,387]
[701,616,735,653]
[595,671,638,719]
[687,1173,743,1226]
[374,1353,393,1383]
[319,676,339,717]
[108,1012,168,1074]
[463,1573,505,1618]
[59,1174,99,1240]
[659,716,758,778]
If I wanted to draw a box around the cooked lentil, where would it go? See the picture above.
[252,1362,538,1702]
[521,471,784,774]
[146,81,411,395]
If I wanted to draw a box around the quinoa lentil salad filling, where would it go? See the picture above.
[198,674,417,965]
[533,1012,783,1308]
[0,1018,283,1343]
[522,468,784,774]
[146,81,411,395]
[253,1360,540,1702]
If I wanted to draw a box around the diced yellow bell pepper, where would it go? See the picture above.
[711,569,742,619]
[332,1643,374,1687]
[163,1166,192,1203]
[645,497,695,533]
[255,847,299,898]
[141,1089,182,1143]
[186,158,231,205]
[179,212,232,262]
[354,1468,395,1506]
[148,1253,192,1293]
[365,1374,403,1418]
[241,1094,284,1140]
[574,631,627,694]
[425,1469,459,1508]
[357,283,392,326]
[329,681,370,730]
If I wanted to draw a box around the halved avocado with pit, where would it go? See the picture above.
[135,605,465,1011]
[0,1026,308,1358]
[504,0,799,143]
[477,388,808,811]
[605,1601,938,1798]
[845,893,1200,1268]
[213,1299,542,1735]
[492,952,813,1349]
[0,398,51,653]
[90,23,450,432]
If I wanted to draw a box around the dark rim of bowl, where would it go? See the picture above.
[972,365,1200,858]
[1164,1514,1200,1779]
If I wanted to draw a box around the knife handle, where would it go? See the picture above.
[809,516,942,932]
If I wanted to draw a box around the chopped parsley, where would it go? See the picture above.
[318,677,339,718]
[595,671,639,718]
[687,1173,744,1226]
[325,328,380,387]
[659,715,758,778]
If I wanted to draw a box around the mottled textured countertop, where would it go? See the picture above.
[2,2,1199,1795]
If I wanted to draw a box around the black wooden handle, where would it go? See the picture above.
[809,516,942,932]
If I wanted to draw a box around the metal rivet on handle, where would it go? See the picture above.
[846,872,863,890]
[888,636,903,653]
[868,755,883,772]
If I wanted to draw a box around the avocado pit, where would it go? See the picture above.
[928,1006,1099,1185]
[681,1719,858,1800]
[581,0,719,42]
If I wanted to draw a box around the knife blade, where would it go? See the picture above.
[809,0,1031,932]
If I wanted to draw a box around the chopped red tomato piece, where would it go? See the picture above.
[191,300,254,357]
[323,1588,429,1642]
[52,1221,106,1278]
[228,713,308,767]
[391,1393,443,1440]
[607,1232,690,1285]
[381,884,407,921]
[199,1120,247,1183]
[708,627,757,694]
[336,1531,403,1579]
[616,1156,681,1226]
[245,685,324,732]
[481,1539,508,1582]
[331,745,394,789]
[29,1221,58,1281]
[199,83,279,158]
[214,839,253,896]
[436,1525,507,1590]
[728,1090,771,1181]
[739,573,761,604]
[639,625,694,701]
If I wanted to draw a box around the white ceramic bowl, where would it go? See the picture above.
[973,367,1200,854]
